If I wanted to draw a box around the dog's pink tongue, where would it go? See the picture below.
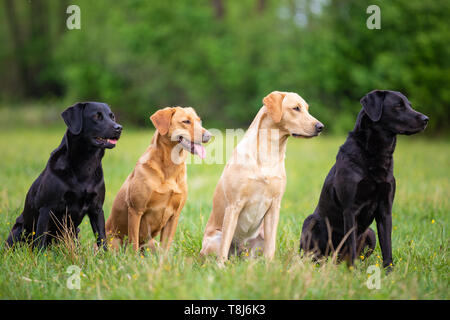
[193,143,206,159]
[107,139,118,145]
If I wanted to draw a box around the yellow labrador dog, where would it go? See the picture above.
[200,91,323,265]
[106,107,211,252]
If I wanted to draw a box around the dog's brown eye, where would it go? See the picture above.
[94,113,103,121]
[109,113,115,121]
[293,106,301,112]
[182,120,191,124]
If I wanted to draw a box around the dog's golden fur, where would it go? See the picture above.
[106,107,209,252]
[200,91,323,265]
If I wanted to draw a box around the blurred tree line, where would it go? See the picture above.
[0,0,448,132]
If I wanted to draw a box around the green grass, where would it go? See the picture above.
[0,126,448,299]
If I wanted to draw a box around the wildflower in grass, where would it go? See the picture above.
[132,274,138,280]
[375,263,379,267]
[146,248,150,252]
[32,231,35,235]
[360,255,365,260]
[431,219,435,224]
[140,255,144,259]
[393,226,398,230]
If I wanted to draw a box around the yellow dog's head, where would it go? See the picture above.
[263,91,324,138]
[150,107,211,158]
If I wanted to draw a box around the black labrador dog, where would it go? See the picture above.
[299,90,428,270]
[6,102,122,250]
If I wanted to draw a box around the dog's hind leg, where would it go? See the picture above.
[200,230,222,257]
[6,215,25,247]
[106,234,123,251]
[6,199,35,247]
[245,231,264,257]
[299,214,322,259]
[357,228,376,258]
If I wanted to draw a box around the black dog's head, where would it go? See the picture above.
[359,90,429,135]
[61,102,122,148]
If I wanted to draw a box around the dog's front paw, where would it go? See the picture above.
[384,262,394,275]
[217,260,226,269]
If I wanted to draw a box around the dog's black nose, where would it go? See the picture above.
[420,115,429,125]
[315,122,324,133]
[114,124,123,132]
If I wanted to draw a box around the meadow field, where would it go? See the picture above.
[0,125,448,299]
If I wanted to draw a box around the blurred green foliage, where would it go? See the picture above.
[0,0,449,132]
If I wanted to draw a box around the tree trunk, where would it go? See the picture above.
[211,0,225,19]
[256,0,266,13]
[28,0,50,96]
[3,0,28,95]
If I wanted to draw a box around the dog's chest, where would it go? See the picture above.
[355,179,392,224]
[147,190,181,211]
[144,181,186,224]
[231,173,285,242]
[63,186,99,214]
[356,177,391,200]
[233,188,277,243]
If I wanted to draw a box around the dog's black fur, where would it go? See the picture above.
[300,90,428,269]
[6,102,122,249]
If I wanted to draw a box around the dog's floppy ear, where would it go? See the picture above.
[263,91,285,123]
[61,102,86,135]
[360,90,385,122]
[150,107,175,135]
